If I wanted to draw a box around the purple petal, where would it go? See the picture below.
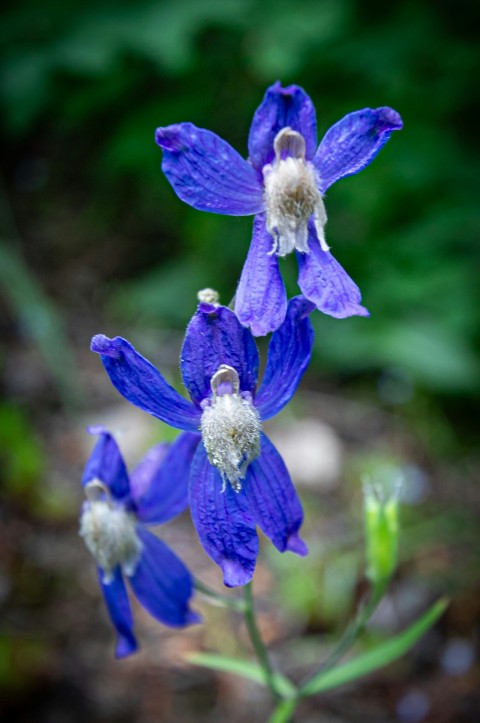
[91,335,202,432]
[132,432,201,524]
[189,443,258,587]
[155,123,264,215]
[297,224,370,318]
[234,213,288,336]
[129,529,200,627]
[82,428,130,501]
[254,295,315,420]
[129,442,169,502]
[244,434,308,556]
[248,82,317,172]
[314,107,403,192]
[181,304,259,403]
[99,567,138,658]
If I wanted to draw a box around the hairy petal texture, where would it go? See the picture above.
[248,82,317,171]
[234,213,288,336]
[156,123,264,215]
[181,305,259,404]
[99,567,137,658]
[245,434,308,556]
[189,443,258,587]
[254,295,315,420]
[82,427,130,501]
[132,432,201,525]
[297,225,370,319]
[315,107,403,192]
[129,529,200,627]
[91,335,201,432]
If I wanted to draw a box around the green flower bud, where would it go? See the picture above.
[363,481,400,586]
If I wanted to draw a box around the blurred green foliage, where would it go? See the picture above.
[1,0,479,396]
[0,403,44,497]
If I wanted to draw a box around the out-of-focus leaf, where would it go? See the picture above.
[0,240,81,407]
[186,651,296,698]
[0,404,44,495]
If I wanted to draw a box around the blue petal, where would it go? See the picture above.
[297,225,370,319]
[82,427,130,501]
[234,213,288,337]
[132,432,201,524]
[248,82,317,172]
[99,566,138,658]
[189,443,258,587]
[244,434,308,556]
[156,123,264,215]
[129,529,200,627]
[254,296,315,421]
[314,107,403,192]
[129,441,169,503]
[91,335,202,432]
[180,304,259,404]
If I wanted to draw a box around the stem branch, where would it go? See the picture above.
[299,579,388,697]
[194,578,246,613]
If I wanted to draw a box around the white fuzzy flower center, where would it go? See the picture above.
[79,480,142,583]
[263,128,328,256]
[200,365,261,492]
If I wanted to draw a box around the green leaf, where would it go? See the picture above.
[301,598,448,697]
[186,652,296,698]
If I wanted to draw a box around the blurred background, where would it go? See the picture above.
[1,0,479,720]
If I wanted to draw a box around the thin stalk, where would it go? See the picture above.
[194,578,246,613]
[267,697,298,723]
[243,582,283,703]
[298,579,388,697]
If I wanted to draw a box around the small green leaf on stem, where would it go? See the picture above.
[186,652,296,699]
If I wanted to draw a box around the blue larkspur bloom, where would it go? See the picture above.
[80,426,200,657]
[91,295,314,587]
[155,82,403,336]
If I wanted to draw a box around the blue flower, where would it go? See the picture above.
[91,295,314,587]
[155,82,402,336]
[80,426,200,657]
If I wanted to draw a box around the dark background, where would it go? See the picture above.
[1,0,479,721]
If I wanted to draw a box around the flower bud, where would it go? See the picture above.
[363,481,400,586]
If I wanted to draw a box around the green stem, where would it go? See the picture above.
[267,697,298,723]
[298,579,388,697]
[243,582,283,703]
[194,578,246,613]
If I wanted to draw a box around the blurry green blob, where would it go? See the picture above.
[110,258,209,325]
[271,542,358,626]
[363,481,400,586]
[315,315,480,394]
[109,212,256,324]
[0,403,74,520]
[0,239,81,408]
[0,635,49,691]
[0,0,249,133]
[0,404,44,498]
[320,551,359,624]
[243,0,350,78]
